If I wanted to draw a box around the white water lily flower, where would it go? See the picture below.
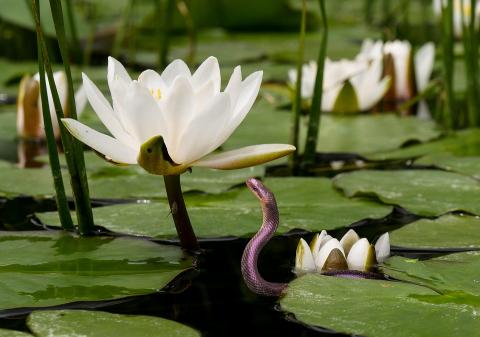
[294,229,390,274]
[17,71,86,140]
[433,0,480,37]
[289,57,390,113]
[62,56,295,175]
[360,39,435,118]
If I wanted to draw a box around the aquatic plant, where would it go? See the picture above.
[62,56,295,249]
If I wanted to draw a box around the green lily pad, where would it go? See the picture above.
[280,273,480,337]
[314,114,441,155]
[368,129,480,160]
[0,330,32,337]
[38,177,392,239]
[27,310,200,337]
[383,251,480,296]
[0,231,191,311]
[390,214,480,249]
[415,154,480,179]
[334,170,480,217]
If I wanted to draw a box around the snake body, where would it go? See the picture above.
[241,178,384,297]
[241,178,288,296]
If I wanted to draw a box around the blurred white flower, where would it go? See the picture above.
[63,56,295,175]
[295,229,390,274]
[360,39,435,118]
[433,0,480,37]
[289,57,390,113]
[17,71,86,140]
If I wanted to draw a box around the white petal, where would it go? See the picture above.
[225,66,243,108]
[339,229,360,256]
[74,85,87,117]
[119,81,167,145]
[62,118,137,164]
[108,56,132,88]
[309,230,328,260]
[384,41,412,99]
[315,238,345,271]
[81,73,133,146]
[295,238,316,274]
[192,56,221,92]
[192,144,296,170]
[414,42,435,92]
[161,59,191,85]
[195,80,216,112]
[174,92,232,164]
[347,238,371,272]
[213,71,263,148]
[138,69,167,96]
[161,76,195,162]
[375,232,390,263]
[359,76,391,111]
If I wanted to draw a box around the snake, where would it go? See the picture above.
[241,178,384,297]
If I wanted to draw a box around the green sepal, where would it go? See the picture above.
[332,80,360,114]
[322,248,348,271]
[137,136,189,176]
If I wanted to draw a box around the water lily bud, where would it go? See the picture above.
[295,238,316,274]
[375,232,390,263]
[347,238,377,272]
[315,238,345,271]
[339,229,360,256]
[17,75,42,140]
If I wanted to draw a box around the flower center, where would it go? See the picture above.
[149,88,162,100]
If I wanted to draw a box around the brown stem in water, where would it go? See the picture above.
[163,174,199,251]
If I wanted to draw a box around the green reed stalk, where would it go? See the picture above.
[156,0,175,69]
[176,0,196,66]
[47,0,95,234]
[302,0,328,169]
[440,0,455,129]
[32,0,74,231]
[463,0,480,127]
[64,0,81,63]
[113,0,134,59]
[289,0,307,173]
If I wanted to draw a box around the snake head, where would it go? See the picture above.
[246,178,274,202]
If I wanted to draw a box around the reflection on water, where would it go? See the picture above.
[16,140,46,168]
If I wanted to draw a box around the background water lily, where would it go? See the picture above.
[63,56,295,175]
[289,55,391,114]
[295,229,390,274]
[17,71,86,140]
[360,39,435,118]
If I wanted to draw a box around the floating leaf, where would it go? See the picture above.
[28,310,200,337]
[368,129,480,160]
[390,214,480,249]
[38,178,392,239]
[415,154,480,179]
[313,114,441,155]
[0,329,32,337]
[383,252,480,296]
[280,273,480,337]
[0,231,191,312]
[334,170,480,216]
